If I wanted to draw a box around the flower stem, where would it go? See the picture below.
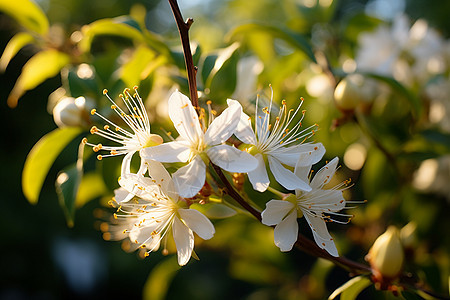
[267,186,286,199]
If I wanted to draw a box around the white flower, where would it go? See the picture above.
[261,157,348,256]
[140,90,258,198]
[85,87,163,178]
[227,97,325,192]
[111,160,215,266]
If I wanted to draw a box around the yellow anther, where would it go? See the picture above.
[133,85,138,90]
[97,155,103,160]
[102,89,108,95]
[144,252,150,257]
[122,229,127,234]
[90,126,98,134]
[111,105,116,109]
[113,213,117,219]
[81,137,87,144]
[302,110,306,114]
[90,109,96,115]
[115,127,120,131]
[103,125,110,130]
[110,150,118,155]
[206,100,212,105]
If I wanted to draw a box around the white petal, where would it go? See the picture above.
[114,187,134,203]
[204,103,241,145]
[247,153,270,192]
[207,145,258,173]
[178,208,215,240]
[140,141,191,163]
[295,143,326,167]
[274,210,298,252]
[129,219,159,245]
[172,156,206,198]
[292,143,325,184]
[310,189,346,211]
[146,159,178,200]
[168,90,203,144]
[227,99,257,145]
[269,143,323,167]
[261,199,295,226]
[120,152,135,175]
[303,213,339,257]
[173,217,194,266]
[118,174,161,201]
[268,156,311,191]
[310,157,339,190]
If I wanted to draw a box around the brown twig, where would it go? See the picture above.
[168,0,199,111]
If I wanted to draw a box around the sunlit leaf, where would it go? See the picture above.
[120,45,156,87]
[7,49,70,107]
[190,203,237,219]
[22,127,82,204]
[0,32,35,71]
[79,17,145,53]
[142,256,180,300]
[228,23,316,63]
[75,172,107,208]
[0,0,49,35]
[328,276,371,300]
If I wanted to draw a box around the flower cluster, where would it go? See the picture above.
[86,87,350,265]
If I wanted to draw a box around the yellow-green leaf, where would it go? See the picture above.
[0,32,35,71]
[0,0,49,35]
[79,18,145,53]
[329,276,372,300]
[142,256,180,300]
[75,172,107,208]
[7,49,70,107]
[22,127,82,204]
[120,45,156,87]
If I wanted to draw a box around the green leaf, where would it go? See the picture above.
[328,276,371,300]
[363,73,422,118]
[190,203,237,219]
[204,43,240,102]
[120,45,156,87]
[142,256,180,300]
[0,32,35,71]
[0,0,49,35]
[200,53,218,87]
[7,49,70,107]
[79,17,145,53]
[228,23,316,63]
[55,165,82,228]
[22,127,82,204]
[75,171,107,208]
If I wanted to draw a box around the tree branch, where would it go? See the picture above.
[168,0,371,277]
[168,0,199,110]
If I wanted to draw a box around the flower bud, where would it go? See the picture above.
[367,226,404,281]
[334,75,364,110]
[53,96,94,128]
